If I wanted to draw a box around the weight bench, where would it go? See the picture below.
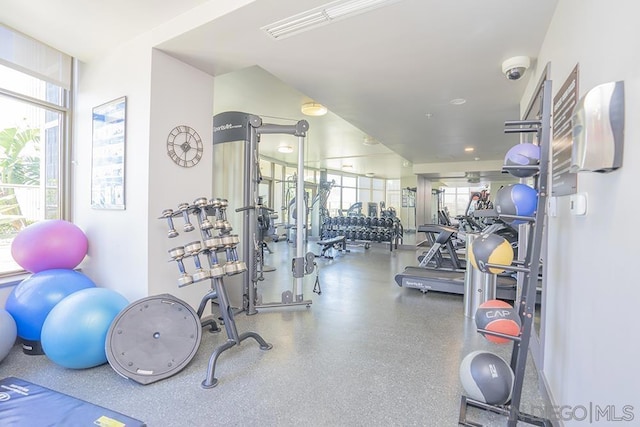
[316,235,350,259]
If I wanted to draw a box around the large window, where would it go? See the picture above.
[258,158,407,220]
[441,186,484,217]
[386,179,401,211]
[0,26,72,275]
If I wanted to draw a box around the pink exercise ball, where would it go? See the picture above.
[11,220,88,273]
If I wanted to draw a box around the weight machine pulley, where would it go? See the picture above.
[213,112,316,314]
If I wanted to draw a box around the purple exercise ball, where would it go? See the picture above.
[11,220,88,273]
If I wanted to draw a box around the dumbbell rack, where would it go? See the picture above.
[320,216,403,251]
[458,79,553,426]
[160,197,272,388]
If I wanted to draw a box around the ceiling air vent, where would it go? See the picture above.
[466,172,481,184]
[261,0,403,40]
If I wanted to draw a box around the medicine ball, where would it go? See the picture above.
[495,184,537,225]
[469,233,514,274]
[460,351,514,405]
[504,143,540,178]
[475,300,521,344]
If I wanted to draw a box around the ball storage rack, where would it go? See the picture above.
[458,76,553,426]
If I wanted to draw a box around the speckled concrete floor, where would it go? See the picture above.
[0,241,545,426]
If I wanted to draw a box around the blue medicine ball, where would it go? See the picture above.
[494,184,537,225]
[460,351,514,405]
[504,143,540,178]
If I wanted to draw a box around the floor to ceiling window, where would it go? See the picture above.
[0,25,73,275]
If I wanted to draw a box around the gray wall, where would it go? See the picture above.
[526,0,640,422]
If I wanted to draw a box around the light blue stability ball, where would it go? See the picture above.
[41,287,129,369]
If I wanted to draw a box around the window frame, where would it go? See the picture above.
[0,64,73,277]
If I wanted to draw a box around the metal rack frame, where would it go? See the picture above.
[458,78,553,427]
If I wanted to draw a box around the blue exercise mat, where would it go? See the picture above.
[0,377,146,426]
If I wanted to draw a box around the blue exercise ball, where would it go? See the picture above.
[5,269,97,342]
[0,308,17,362]
[503,143,540,178]
[494,184,538,225]
[41,287,129,369]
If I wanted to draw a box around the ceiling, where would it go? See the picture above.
[3,0,558,184]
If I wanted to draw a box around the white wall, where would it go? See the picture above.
[71,1,250,309]
[147,49,214,310]
[75,46,215,310]
[74,38,153,303]
[526,1,640,423]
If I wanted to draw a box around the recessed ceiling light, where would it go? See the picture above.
[450,98,467,105]
[278,145,294,153]
[464,147,474,152]
[342,164,353,170]
[425,113,433,119]
[301,102,328,116]
[365,172,375,178]
[363,136,378,145]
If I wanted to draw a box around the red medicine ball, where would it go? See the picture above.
[475,300,521,344]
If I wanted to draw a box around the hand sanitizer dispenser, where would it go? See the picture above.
[570,81,624,173]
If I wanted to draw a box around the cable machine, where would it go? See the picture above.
[213,112,315,315]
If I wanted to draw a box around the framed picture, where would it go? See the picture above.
[91,96,126,210]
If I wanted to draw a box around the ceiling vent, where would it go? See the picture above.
[261,0,403,40]
[466,172,481,184]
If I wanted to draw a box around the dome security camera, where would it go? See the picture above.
[502,56,531,80]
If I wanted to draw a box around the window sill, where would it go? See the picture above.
[0,272,29,289]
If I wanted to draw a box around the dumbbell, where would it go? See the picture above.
[221,234,247,275]
[177,202,195,232]
[184,241,211,282]
[168,246,193,287]
[194,197,213,230]
[203,236,223,250]
[218,199,229,218]
[207,198,221,218]
[159,209,179,238]
[201,242,225,278]
[208,199,225,229]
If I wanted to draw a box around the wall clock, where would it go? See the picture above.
[166,125,203,168]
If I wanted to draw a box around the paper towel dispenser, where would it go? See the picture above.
[570,81,624,173]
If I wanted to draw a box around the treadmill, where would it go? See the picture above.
[395,224,520,301]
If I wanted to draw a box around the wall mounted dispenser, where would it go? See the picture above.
[570,81,624,173]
